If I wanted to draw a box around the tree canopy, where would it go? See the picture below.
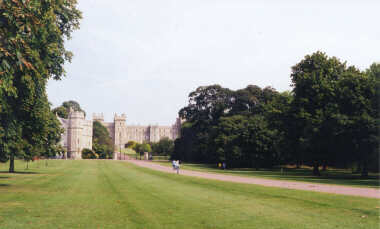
[52,100,85,119]
[151,137,174,156]
[174,52,379,177]
[0,0,81,172]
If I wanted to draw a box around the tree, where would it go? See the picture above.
[52,100,85,119]
[39,111,64,165]
[291,52,347,175]
[133,143,151,160]
[52,106,69,119]
[0,0,81,172]
[92,121,114,159]
[333,63,380,177]
[151,137,174,156]
[289,52,379,176]
[125,141,137,149]
[141,143,152,154]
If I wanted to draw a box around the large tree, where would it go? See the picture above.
[0,0,81,172]
[334,63,380,177]
[291,52,347,175]
[92,121,114,159]
[290,52,379,176]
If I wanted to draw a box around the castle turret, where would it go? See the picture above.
[114,114,126,149]
[68,108,85,159]
[93,113,104,123]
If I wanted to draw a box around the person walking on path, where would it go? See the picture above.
[172,160,176,170]
[175,160,180,174]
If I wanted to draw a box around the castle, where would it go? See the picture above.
[57,108,93,159]
[58,109,181,159]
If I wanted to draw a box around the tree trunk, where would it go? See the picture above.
[26,161,29,170]
[9,153,15,173]
[322,161,327,171]
[312,161,320,176]
[361,161,368,178]
[355,162,362,174]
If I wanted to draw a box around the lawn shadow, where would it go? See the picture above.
[0,184,10,187]
[0,171,39,174]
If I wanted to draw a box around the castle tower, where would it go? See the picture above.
[171,117,183,139]
[67,108,85,159]
[114,113,126,150]
[93,113,104,123]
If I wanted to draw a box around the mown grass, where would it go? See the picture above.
[0,160,379,229]
[154,161,380,188]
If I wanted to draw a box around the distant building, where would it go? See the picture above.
[93,113,181,149]
[57,108,93,159]
[57,110,181,159]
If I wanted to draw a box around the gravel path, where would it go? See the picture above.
[128,160,380,199]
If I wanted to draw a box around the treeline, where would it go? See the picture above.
[125,137,174,158]
[173,52,379,177]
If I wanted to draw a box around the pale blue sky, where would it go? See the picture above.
[47,0,380,125]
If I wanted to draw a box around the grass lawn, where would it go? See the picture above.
[0,160,379,229]
[154,161,380,189]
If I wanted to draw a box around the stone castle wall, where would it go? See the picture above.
[94,113,181,148]
[58,111,181,159]
[58,109,93,159]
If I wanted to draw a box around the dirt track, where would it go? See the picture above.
[128,160,380,199]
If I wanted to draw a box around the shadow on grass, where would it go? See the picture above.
[0,184,10,187]
[0,171,39,174]
[184,164,380,188]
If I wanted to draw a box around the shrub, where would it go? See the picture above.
[82,148,98,159]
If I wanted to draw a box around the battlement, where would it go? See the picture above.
[68,109,85,119]
[93,113,104,122]
[114,113,126,121]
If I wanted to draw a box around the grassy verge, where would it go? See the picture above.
[153,161,380,188]
[0,160,378,229]
[151,155,170,161]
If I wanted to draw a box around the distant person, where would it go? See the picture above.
[218,163,222,168]
[175,160,180,174]
[172,160,176,170]
[222,162,226,170]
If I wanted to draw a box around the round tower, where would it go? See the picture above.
[68,108,85,159]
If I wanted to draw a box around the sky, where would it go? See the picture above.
[47,0,380,125]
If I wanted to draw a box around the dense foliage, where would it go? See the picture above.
[92,121,114,159]
[174,52,379,177]
[0,0,81,172]
[133,142,152,159]
[82,148,97,159]
[125,140,137,149]
[150,137,174,156]
[52,100,86,118]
